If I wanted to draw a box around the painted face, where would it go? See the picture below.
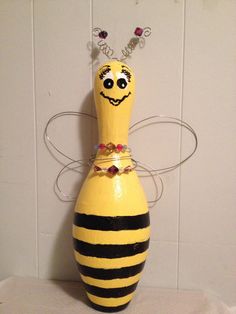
[94,61,135,107]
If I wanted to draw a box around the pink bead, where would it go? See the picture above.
[108,165,119,175]
[116,144,123,152]
[134,27,143,37]
[99,143,106,150]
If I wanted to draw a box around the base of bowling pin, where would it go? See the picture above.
[89,300,130,312]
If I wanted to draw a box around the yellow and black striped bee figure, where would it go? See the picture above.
[45,26,197,313]
[73,60,150,312]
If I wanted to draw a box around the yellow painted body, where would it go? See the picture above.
[73,61,150,311]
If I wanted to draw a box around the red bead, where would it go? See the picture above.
[116,144,123,152]
[134,27,143,37]
[124,166,132,173]
[94,165,102,172]
[108,165,119,175]
[99,143,106,150]
[99,30,108,39]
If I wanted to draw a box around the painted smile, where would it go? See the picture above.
[100,91,131,106]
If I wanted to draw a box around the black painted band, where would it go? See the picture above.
[74,212,150,231]
[77,261,145,279]
[85,282,138,298]
[73,239,150,258]
[90,301,130,313]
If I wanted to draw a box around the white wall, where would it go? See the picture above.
[1,0,236,306]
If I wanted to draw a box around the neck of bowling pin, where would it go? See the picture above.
[98,113,130,145]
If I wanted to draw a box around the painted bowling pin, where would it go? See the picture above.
[73,61,150,312]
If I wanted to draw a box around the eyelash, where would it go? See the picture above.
[121,69,131,82]
[99,68,111,79]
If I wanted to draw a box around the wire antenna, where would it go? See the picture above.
[92,27,152,61]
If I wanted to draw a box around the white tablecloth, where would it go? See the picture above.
[0,277,235,314]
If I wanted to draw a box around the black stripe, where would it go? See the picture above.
[74,212,150,231]
[85,282,138,298]
[89,301,130,313]
[73,239,149,258]
[78,261,145,279]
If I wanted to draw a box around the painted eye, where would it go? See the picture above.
[117,78,127,89]
[103,78,114,89]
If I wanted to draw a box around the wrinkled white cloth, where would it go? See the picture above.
[0,277,234,314]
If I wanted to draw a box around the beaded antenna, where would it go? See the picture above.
[92,26,152,60]
[44,26,197,313]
